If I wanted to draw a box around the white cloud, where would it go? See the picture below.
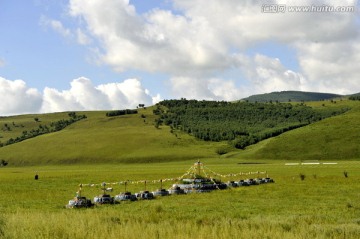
[170,77,217,100]
[40,16,72,38]
[0,77,42,116]
[296,39,360,94]
[0,76,160,115]
[244,54,307,93]
[40,16,93,46]
[76,28,91,45]
[68,0,230,76]
[68,0,358,73]
[170,76,244,101]
[41,77,158,113]
[208,78,243,101]
[96,78,158,108]
[174,0,358,45]
[64,0,360,100]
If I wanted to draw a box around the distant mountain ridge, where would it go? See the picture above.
[242,91,343,102]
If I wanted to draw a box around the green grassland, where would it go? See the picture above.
[232,100,360,161]
[0,108,225,165]
[0,99,359,238]
[1,99,359,165]
[1,160,360,238]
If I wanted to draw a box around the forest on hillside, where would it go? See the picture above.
[155,99,348,149]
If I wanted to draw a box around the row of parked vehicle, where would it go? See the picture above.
[66,177,275,208]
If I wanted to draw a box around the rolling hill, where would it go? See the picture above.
[0,108,224,165]
[242,91,343,102]
[231,100,360,161]
[0,99,359,165]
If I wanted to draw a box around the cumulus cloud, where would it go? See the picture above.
[0,77,43,116]
[68,0,231,76]
[174,0,358,45]
[240,54,308,93]
[170,76,244,101]
[41,77,159,113]
[0,76,160,116]
[63,0,360,100]
[296,39,360,94]
[170,77,217,100]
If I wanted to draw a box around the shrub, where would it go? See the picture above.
[106,109,138,117]
[215,146,231,155]
[0,160,8,167]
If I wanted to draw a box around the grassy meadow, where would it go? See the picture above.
[0,108,224,165]
[1,159,360,238]
[0,99,359,238]
[230,100,360,161]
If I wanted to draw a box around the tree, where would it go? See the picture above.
[0,160,8,167]
[68,112,76,118]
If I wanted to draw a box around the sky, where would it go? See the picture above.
[0,0,359,115]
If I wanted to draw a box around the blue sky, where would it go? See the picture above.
[0,0,359,115]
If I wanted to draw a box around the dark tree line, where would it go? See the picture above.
[106,109,138,117]
[349,95,360,101]
[0,112,87,147]
[155,99,348,149]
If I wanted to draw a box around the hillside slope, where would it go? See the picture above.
[0,100,358,165]
[242,91,343,102]
[234,100,360,160]
[0,108,223,166]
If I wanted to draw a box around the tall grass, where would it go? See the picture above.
[1,160,360,238]
[4,209,360,239]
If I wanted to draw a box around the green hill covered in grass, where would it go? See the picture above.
[0,108,224,166]
[233,100,360,161]
[242,91,343,103]
[0,100,359,165]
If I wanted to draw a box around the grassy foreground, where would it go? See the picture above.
[1,159,360,238]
